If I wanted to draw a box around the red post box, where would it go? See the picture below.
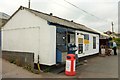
[65,54,76,76]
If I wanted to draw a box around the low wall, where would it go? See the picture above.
[2,51,34,70]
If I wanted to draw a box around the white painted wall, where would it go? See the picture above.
[2,9,47,30]
[2,8,99,65]
[75,30,99,58]
[39,25,56,65]
[2,9,56,65]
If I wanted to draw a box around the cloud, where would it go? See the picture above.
[0,0,118,33]
[0,0,27,15]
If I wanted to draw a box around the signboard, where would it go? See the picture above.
[78,38,83,44]
[66,60,71,71]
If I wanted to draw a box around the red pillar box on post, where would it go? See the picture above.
[65,54,76,76]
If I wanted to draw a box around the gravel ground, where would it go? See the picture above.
[1,58,72,78]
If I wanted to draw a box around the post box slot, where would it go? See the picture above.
[67,56,71,59]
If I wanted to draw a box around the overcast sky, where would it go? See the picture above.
[0,0,119,33]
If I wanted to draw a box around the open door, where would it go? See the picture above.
[76,33,84,54]
[78,38,83,54]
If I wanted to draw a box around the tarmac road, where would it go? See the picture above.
[75,55,118,78]
[1,49,119,78]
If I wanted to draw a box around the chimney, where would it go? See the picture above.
[71,20,73,22]
[49,13,53,16]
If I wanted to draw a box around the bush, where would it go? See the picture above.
[114,38,120,48]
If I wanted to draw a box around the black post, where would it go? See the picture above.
[28,0,30,9]
[111,22,114,33]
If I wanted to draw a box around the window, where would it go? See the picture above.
[56,27,67,52]
[93,37,96,49]
[68,33,75,43]
[84,34,89,41]
[84,34,89,51]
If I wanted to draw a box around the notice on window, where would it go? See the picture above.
[78,38,83,44]
[66,60,71,72]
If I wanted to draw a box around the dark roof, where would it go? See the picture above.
[0,12,10,19]
[3,6,100,34]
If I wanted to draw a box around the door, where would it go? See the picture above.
[76,33,84,54]
[78,38,83,54]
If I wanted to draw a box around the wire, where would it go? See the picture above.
[63,0,110,22]
[51,0,111,30]
[52,0,88,18]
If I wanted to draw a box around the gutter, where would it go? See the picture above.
[48,21,100,35]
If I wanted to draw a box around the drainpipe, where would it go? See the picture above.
[37,55,41,72]
[37,27,42,72]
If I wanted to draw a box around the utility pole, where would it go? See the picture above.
[111,22,114,33]
[28,0,30,9]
